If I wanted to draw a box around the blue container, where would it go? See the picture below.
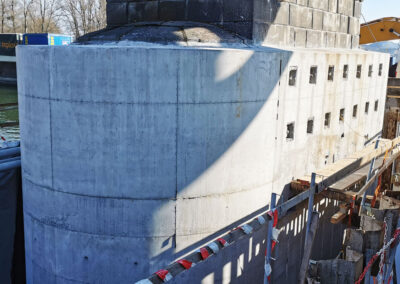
[23,33,72,46]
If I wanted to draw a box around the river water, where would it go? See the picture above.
[0,86,19,141]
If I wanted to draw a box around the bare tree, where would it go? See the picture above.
[21,0,34,33]
[0,0,7,33]
[61,0,106,38]
[0,0,106,35]
[33,0,60,32]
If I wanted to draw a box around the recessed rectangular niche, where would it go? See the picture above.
[374,100,379,111]
[365,102,369,114]
[368,65,373,77]
[356,65,362,79]
[339,108,345,122]
[328,66,334,81]
[287,123,294,140]
[353,105,358,118]
[343,64,349,79]
[325,112,331,128]
[289,67,298,86]
[309,66,317,84]
[307,119,314,134]
[379,63,383,76]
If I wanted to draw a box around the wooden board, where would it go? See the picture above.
[292,138,398,189]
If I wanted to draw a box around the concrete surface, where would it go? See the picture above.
[17,38,389,282]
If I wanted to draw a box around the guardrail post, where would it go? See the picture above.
[264,192,277,284]
[305,173,316,246]
[361,138,381,211]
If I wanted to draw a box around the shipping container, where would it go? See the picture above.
[23,34,72,46]
[0,34,22,56]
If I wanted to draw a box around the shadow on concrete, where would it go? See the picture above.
[166,196,346,284]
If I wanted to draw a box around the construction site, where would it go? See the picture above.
[2,0,400,283]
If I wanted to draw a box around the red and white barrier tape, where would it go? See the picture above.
[218,238,229,247]
[258,216,266,225]
[267,209,278,228]
[136,212,272,283]
[155,269,173,282]
[208,242,220,254]
[198,247,209,260]
[355,228,400,284]
[177,259,195,270]
[240,224,253,235]
[265,208,279,283]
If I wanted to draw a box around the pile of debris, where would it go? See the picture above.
[308,190,400,283]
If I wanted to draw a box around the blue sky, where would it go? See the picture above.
[362,0,400,22]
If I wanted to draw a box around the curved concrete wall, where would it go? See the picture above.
[17,44,287,283]
[17,43,389,283]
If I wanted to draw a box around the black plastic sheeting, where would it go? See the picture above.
[0,144,25,284]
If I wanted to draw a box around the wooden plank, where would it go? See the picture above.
[331,211,347,224]
[293,138,398,190]
[329,157,384,192]
[356,148,400,198]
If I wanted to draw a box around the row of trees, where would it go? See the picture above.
[0,0,106,38]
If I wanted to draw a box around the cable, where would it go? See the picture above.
[361,13,378,43]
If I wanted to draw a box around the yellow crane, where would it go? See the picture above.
[360,17,400,44]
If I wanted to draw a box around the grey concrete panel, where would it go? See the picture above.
[16,46,50,99]
[328,0,338,13]
[253,0,286,24]
[128,1,159,22]
[186,0,223,22]
[106,2,128,26]
[24,214,173,283]
[352,35,360,49]
[22,178,176,237]
[306,30,325,48]
[17,95,52,188]
[51,100,177,199]
[50,47,178,104]
[297,0,308,6]
[323,12,341,32]
[176,101,276,198]
[223,0,253,22]
[339,15,349,34]
[274,2,290,25]
[354,0,361,18]
[313,10,324,31]
[255,23,293,46]
[289,4,312,29]
[220,21,253,39]
[177,48,283,103]
[349,16,360,36]
[325,31,337,48]
[338,0,353,16]
[294,27,307,47]
[176,185,269,249]
[309,0,329,11]
[158,0,186,21]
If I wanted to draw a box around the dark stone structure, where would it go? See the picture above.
[106,0,254,38]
